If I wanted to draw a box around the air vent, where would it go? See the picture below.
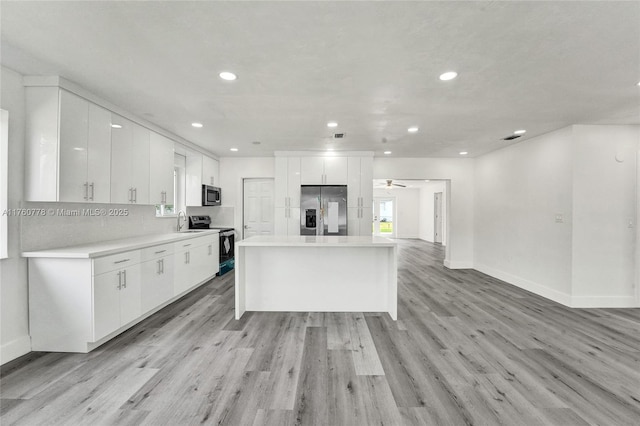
[502,134,522,141]
[333,133,345,139]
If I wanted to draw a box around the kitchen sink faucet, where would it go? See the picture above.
[177,210,187,232]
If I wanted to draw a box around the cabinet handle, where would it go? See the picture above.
[211,177,214,186]
[185,251,189,264]
[117,271,122,289]
[208,244,212,255]
[157,259,162,274]
[133,187,137,203]
[89,183,95,201]
[83,182,89,201]
[122,270,127,288]
[128,188,133,203]
[154,249,166,254]
[183,243,191,247]
[114,258,130,264]
[160,259,164,274]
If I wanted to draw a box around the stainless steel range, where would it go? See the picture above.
[188,215,235,275]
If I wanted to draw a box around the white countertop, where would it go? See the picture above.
[22,230,220,259]
[237,235,397,247]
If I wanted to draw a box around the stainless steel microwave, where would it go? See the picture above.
[202,185,221,206]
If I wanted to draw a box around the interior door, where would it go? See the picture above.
[434,192,443,244]
[243,178,274,238]
[372,197,395,238]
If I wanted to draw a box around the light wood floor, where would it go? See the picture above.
[2,239,640,425]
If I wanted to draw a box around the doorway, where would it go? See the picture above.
[373,197,396,238]
[434,192,443,244]
[243,178,274,238]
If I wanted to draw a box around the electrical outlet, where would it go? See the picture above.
[555,214,564,223]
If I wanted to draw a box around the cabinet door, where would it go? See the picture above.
[87,104,112,203]
[140,256,174,313]
[131,124,150,204]
[347,207,360,236]
[274,157,288,208]
[347,157,361,207]
[186,151,203,206]
[110,114,134,204]
[360,205,373,236]
[149,132,175,205]
[202,156,219,187]
[173,249,191,295]
[119,264,141,326]
[287,158,301,206]
[324,156,348,184]
[300,157,324,184]
[93,270,121,341]
[359,156,373,207]
[288,207,301,236]
[58,90,89,202]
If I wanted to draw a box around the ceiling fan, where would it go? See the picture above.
[385,179,406,188]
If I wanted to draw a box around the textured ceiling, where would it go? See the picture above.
[2,1,639,158]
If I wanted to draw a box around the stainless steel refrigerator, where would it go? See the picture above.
[300,185,348,235]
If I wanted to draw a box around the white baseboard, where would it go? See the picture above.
[1,335,31,365]
[570,296,638,308]
[444,259,473,269]
[474,263,573,306]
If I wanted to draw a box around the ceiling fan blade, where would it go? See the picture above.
[393,183,406,187]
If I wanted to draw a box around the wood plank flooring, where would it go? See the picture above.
[2,239,640,425]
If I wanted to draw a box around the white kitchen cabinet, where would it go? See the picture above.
[202,155,220,187]
[25,87,112,202]
[186,150,203,206]
[348,206,373,237]
[301,156,348,185]
[140,243,175,313]
[93,262,142,341]
[27,232,221,353]
[149,132,175,205]
[173,234,219,295]
[347,156,373,236]
[110,117,150,204]
[275,207,301,236]
[110,115,150,204]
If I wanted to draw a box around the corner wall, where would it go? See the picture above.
[419,181,448,245]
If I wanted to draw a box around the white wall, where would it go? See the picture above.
[571,125,639,306]
[419,181,447,245]
[474,127,574,304]
[373,188,419,238]
[373,158,474,268]
[219,157,275,239]
[0,67,30,363]
[474,125,639,308]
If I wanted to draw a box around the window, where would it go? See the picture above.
[155,153,186,217]
[1,109,8,258]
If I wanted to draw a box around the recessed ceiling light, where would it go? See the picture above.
[459,151,468,155]
[637,81,640,86]
[384,151,392,155]
[327,122,338,128]
[408,127,419,133]
[514,129,526,135]
[439,71,458,81]
[191,122,203,128]
[230,148,238,152]
[424,180,430,182]
[219,71,237,81]
[110,124,122,129]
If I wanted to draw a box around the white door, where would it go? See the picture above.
[243,178,274,238]
[372,197,395,238]
[434,192,443,244]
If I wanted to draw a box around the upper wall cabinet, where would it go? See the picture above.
[149,133,174,205]
[25,88,112,202]
[202,155,220,188]
[300,156,348,185]
[185,150,203,207]
[110,115,150,204]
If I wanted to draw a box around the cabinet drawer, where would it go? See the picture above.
[140,243,174,262]
[173,235,214,251]
[93,250,141,275]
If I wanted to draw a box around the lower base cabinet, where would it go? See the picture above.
[27,233,220,353]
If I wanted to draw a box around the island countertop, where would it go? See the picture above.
[237,235,396,247]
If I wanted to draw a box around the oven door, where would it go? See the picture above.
[219,230,235,262]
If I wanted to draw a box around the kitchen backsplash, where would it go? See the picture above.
[186,206,235,228]
[21,202,176,251]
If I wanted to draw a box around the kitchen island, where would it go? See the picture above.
[235,235,397,320]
